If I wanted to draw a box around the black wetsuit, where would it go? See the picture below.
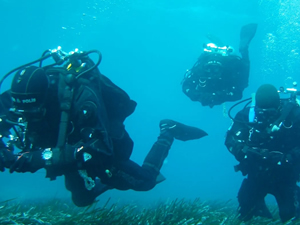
[0,68,173,207]
[182,52,249,107]
[225,103,300,222]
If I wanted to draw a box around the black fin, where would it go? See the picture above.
[160,119,208,141]
[156,173,166,184]
[239,23,258,54]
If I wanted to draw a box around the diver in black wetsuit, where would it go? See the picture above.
[0,47,208,206]
[225,83,300,222]
[182,23,257,108]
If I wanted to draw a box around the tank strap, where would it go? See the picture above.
[56,73,74,148]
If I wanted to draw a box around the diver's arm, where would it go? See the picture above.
[45,85,113,180]
[182,75,202,102]
[0,90,46,173]
[213,88,243,104]
[285,113,300,166]
[225,129,246,162]
[182,55,208,102]
[8,131,111,176]
[225,109,249,161]
[44,135,111,180]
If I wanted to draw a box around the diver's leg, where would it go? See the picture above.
[104,159,159,191]
[111,124,134,161]
[274,184,300,223]
[143,119,207,173]
[254,198,273,219]
[238,178,269,221]
[102,133,173,191]
[239,23,258,59]
[104,120,207,191]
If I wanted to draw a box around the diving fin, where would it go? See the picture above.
[239,23,258,54]
[156,172,166,184]
[160,119,208,141]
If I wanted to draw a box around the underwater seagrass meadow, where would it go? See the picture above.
[1,0,300,224]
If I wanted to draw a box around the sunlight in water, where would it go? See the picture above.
[259,0,300,87]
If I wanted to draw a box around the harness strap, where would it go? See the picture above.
[46,74,74,181]
[56,79,74,148]
[271,102,295,132]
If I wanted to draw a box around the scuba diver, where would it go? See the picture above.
[182,23,258,108]
[225,83,300,222]
[0,47,208,207]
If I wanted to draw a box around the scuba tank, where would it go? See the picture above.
[0,46,102,152]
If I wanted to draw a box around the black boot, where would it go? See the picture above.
[160,119,208,141]
[142,120,207,182]
[142,135,173,176]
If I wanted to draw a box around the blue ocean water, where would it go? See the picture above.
[0,0,299,207]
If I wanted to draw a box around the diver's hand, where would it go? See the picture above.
[0,148,16,172]
[10,151,45,173]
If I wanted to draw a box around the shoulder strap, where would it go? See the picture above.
[271,102,296,132]
[56,73,74,148]
[45,67,76,148]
